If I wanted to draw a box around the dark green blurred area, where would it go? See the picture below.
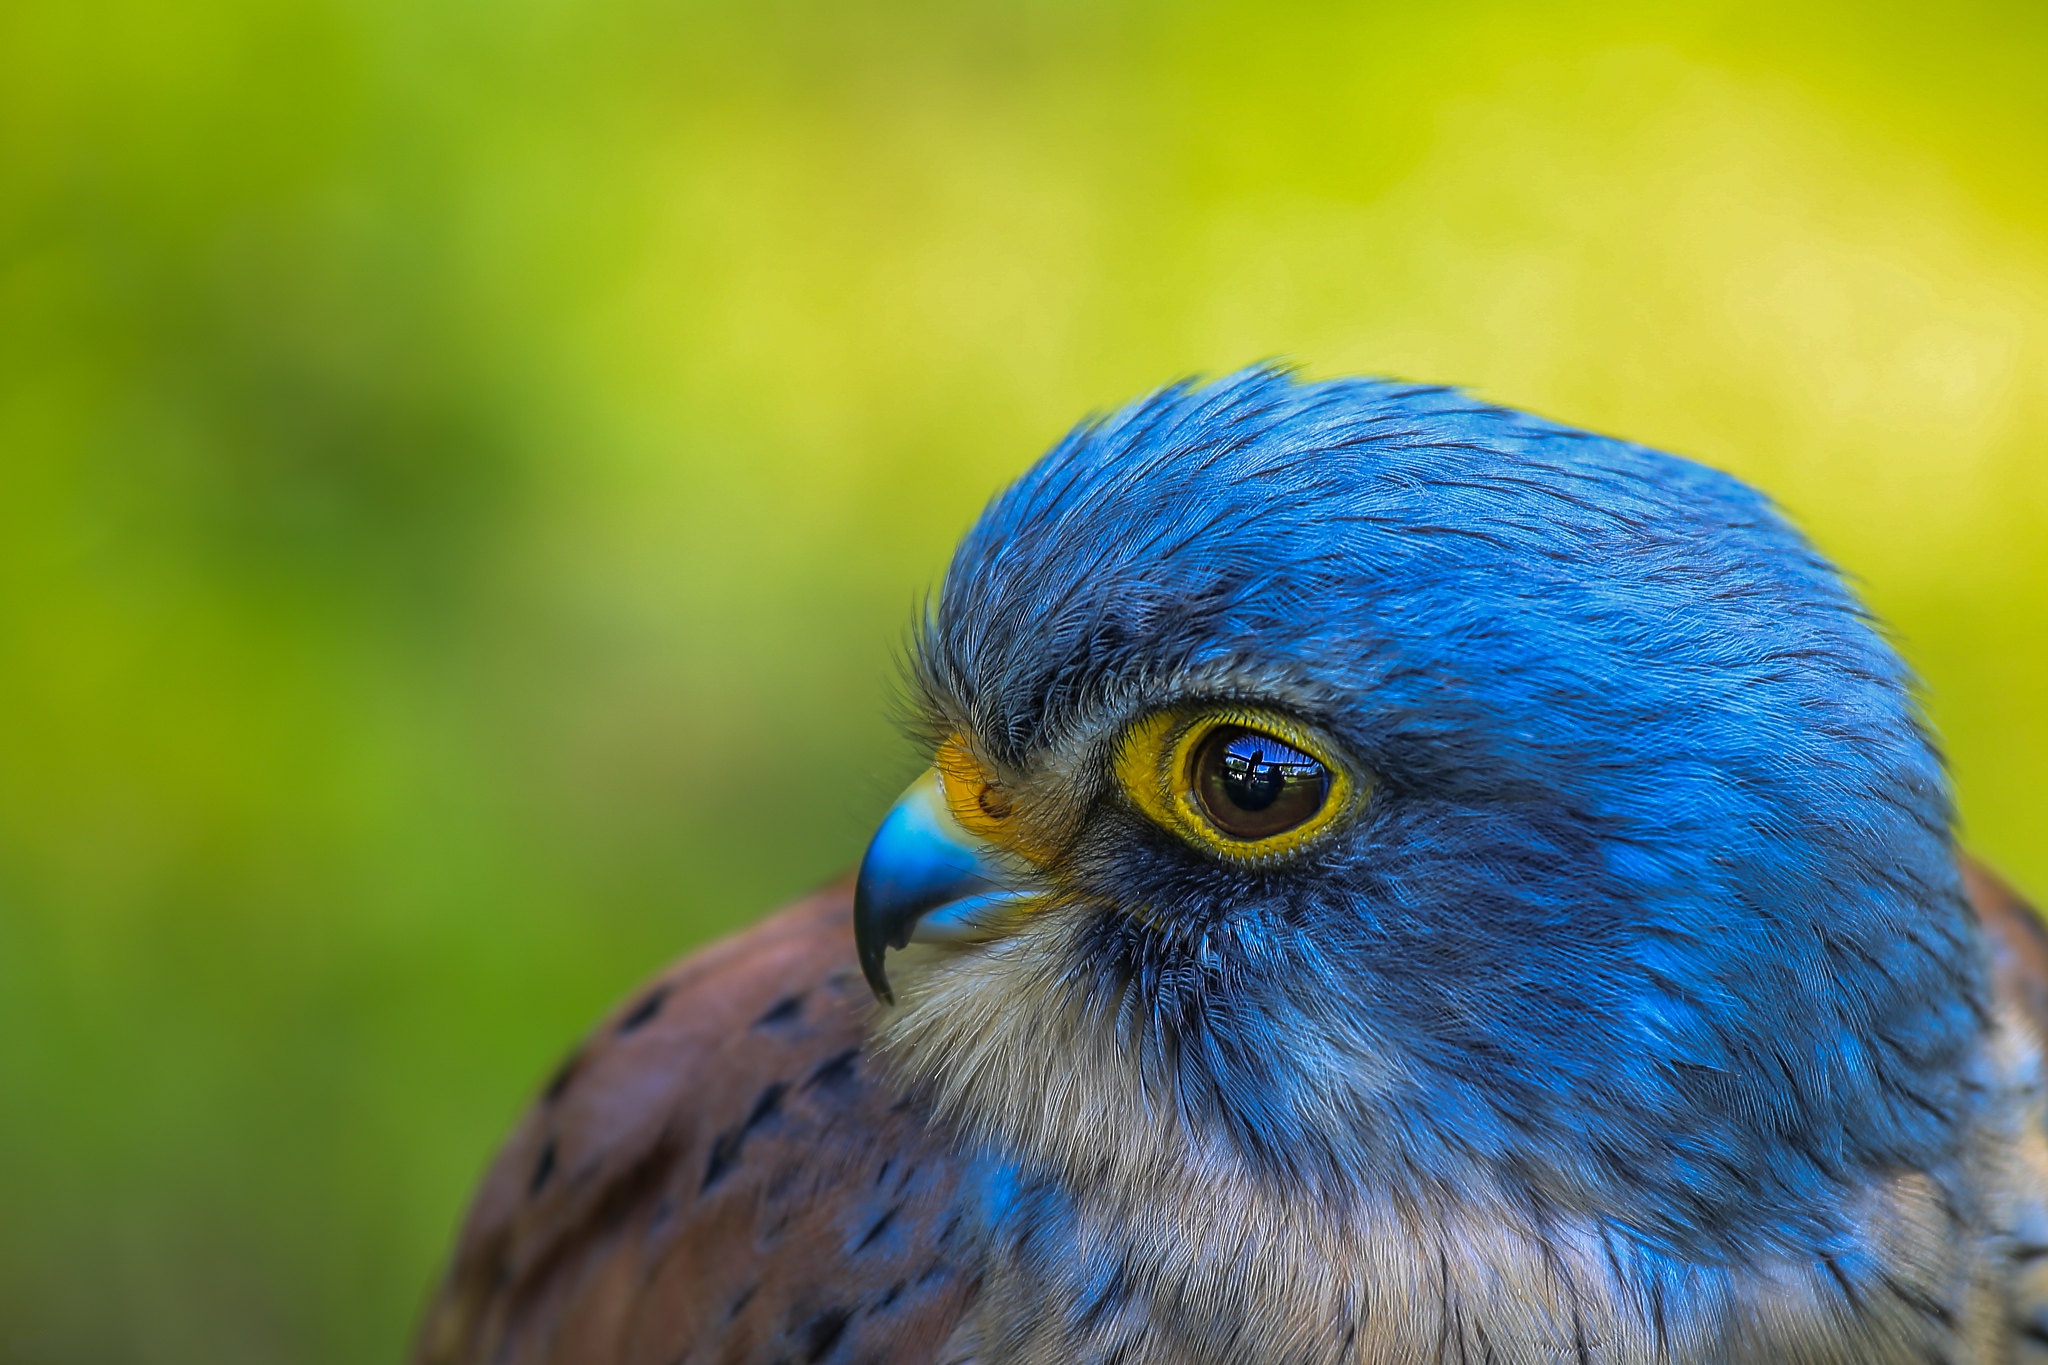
[2,0,2045,1359]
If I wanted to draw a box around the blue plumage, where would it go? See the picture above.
[864,367,2003,1359]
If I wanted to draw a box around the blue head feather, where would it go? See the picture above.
[912,366,1983,1262]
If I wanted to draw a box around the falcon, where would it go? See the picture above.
[414,368,2048,1364]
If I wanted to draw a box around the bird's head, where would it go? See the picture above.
[854,368,1984,1260]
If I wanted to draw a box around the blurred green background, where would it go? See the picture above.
[3,0,2045,1359]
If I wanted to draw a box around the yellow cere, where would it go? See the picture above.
[935,733,1016,842]
[934,733,1068,870]
[1114,706,1359,863]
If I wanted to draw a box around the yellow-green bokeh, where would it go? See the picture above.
[2,1,2044,1360]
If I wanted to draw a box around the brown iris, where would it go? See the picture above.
[1190,724,1330,841]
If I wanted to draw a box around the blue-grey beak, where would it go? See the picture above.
[853,769,1034,1004]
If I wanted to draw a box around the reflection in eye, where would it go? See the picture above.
[1190,725,1330,841]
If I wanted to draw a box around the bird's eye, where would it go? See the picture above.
[1190,725,1329,841]
[1113,706,1357,862]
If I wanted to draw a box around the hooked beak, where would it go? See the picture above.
[853,768,1036,1003]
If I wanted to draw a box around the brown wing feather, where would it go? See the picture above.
[1968,857,2048,1042]
[411,882,977,1365]
[1961,856,2048,1361]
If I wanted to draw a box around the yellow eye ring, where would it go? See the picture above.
[1112,705,1358,862]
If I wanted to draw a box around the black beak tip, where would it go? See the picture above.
[853,881,897,1005]
[858,940,894,1005]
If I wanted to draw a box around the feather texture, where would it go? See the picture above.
[413,884,976,1365]
[415,866,2046,1363]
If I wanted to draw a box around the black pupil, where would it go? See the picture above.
[1192,725,1329,841]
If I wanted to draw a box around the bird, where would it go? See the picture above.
[413,367,2048,1364]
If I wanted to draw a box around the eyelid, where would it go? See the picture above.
[1112,705,1358,863]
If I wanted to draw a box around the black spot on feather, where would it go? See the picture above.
[802,1307,851,1362]
[806,1047,859,1091]
[744,1081,788,1132]
[617,985,669,1034]
[541,1051,582,1104]
[701,1131,742,1193]
[529,1139,557,1196]
[753,993,805,1028]
[854,1204,900,1252]
[700,1083,788,1194]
